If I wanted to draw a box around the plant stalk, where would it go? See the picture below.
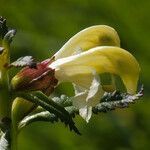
[10,125,18,150]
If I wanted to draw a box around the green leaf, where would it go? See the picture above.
[17,92,81,135]
[18,111,58,130]
[52,95,72,107]
[3,30,16,45]
[16,86,143,136]
[10,56,36,68]
[93,86,143,114]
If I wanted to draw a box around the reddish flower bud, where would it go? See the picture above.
[11,58,58,95]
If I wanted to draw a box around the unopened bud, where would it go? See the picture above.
[11,59,58,95]
[12,97,36,125]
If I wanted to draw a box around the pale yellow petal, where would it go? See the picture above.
[54,25,120,59]
[79,106,92,123]
[54,66,94,88]
[50,46,140,94]
[72,70,103,122]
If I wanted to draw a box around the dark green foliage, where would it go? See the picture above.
[18,91,81,135]
[17,87,143,137]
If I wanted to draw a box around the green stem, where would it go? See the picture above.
[0,22,16,149]
[0,30,16,149]
[11,124,18,150]
[0,38,11,119]
[0,70,10,119]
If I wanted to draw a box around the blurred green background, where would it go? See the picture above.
[1,0,150,149]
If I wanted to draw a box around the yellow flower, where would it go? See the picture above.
[49,26,140,122]
[55,25,120,93]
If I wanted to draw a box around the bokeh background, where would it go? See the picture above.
[1,0,150,149]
